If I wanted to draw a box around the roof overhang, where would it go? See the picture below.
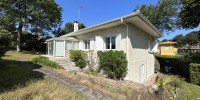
[60,12,163,38]
[46,37,79,41]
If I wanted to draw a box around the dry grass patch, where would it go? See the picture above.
[0,77,85,100]
[2,51,39,61]
[50,69,149,100]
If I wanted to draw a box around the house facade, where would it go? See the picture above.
[157,41,177,55]
[178,45,200,54]
[46,11,162,83]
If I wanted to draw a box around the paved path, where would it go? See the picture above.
[16,59,111,100]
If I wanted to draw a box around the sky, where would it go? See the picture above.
[55,0,200,41]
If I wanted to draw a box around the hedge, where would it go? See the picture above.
[155,58,160,72]
[155,55,190,77]
[32,56,61,69]
[99,50,128,80]
[70,50,86,69]
[189,63,200,85]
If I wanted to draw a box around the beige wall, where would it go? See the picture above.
[127,24,155,83]
[74,25,127,53]
[72,24,155,83]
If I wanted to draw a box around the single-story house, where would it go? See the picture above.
[157,41,177,55]
[178,45,200,54]
[46,11,162,83]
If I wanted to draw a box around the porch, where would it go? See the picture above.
[46,37,79,57]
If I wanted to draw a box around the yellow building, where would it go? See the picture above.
[158,41,177,55]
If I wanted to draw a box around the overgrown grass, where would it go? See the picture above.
[0,77,85,100]
[157,73,200,100]
[0,51,85,100]
[32,56,61,69]
[0,59,44,93]
[2,51,39,61]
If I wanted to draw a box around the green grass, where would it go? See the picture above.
[158,74,200,100]
[32,56,61,69]
[176,80,200,100]
[2,51,39,61]
[0,51,85,100]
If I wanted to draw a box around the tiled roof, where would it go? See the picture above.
[159,41,177,44]
[179,45,200,50]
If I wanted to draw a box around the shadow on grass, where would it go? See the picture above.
[0,59,45,93]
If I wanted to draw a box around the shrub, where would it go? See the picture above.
[70,50,86,69]
[155,55,190,77]
[155,58,160,72]
[189,63,200,85]
[32,56,61,69]
[99,50,128,80]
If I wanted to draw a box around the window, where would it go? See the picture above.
[84,40,90,49]
[66,41,73,50]
[65,41,79,50]
[106,37,116,49]
[111,37,116,49]
[106,38,110,49]
[165,46,170,51]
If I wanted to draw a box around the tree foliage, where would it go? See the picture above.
[0,0,63,51]
[179,0,200,29]
[172,34,185,47]
[172,31,200,47]
[53,22,86,37]
[134,0,180,33]
[162,39,169,42]
[184,31,199,45]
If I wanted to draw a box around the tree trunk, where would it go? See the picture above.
[17,24,22,52]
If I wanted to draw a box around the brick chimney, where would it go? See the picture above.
[74,21,79,32]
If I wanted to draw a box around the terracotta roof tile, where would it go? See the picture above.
[159,41,177,44]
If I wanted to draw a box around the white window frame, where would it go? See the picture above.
[165,46,170,51]
[49,42,51,49]
[84,40,90,50]
[105,37,116,50]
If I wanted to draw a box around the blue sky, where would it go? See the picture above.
[55,0,199,41]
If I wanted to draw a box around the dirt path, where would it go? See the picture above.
[16,58,111,100]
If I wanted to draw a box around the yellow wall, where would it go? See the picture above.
[159,44,177,55]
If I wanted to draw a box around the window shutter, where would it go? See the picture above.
[152,40,158,51]
[90,38,94,50]
[79,40,83,50]
[116,33,121,51]
[95,36,103,51]
[148,40,150,51]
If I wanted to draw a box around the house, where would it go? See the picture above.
[46,11,162,83]
[157,41,177,55]
[178,45,200,54]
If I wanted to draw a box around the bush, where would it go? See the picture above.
[155,55,190,77]
[70,50,86,68]
[99,50,128,80]
[32,56,61,69]
[189,63,200,85]
[155,58,160,72]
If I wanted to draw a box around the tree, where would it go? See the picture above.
[179,0,200,29]
[134,0,180,33]
[162,39,168,42]
[53,22,86,37]
[172,34,185,47]
[0,0,63,51]
[62,22,86,34]
[184,31,199,45]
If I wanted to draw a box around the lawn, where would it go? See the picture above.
[0,51,85,100]
[157,73,200,100]
[1,51,200,100]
